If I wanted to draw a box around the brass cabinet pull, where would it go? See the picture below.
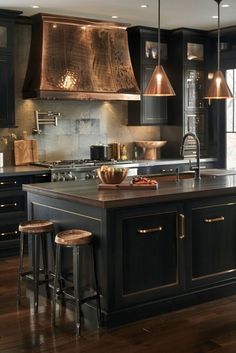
[0,202,17,208]
[204,216,225,223]
[0,231,18,236]
[178,213,185,240]
[0,180,17,185]
[138,226,162,234]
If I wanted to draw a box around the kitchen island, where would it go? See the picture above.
[23,175,236,328]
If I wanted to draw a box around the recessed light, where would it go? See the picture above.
[212,15,218,19]
[140,4,148,8]
[222,4,230,7]
[32,5,40,8]
[112,15,118,19]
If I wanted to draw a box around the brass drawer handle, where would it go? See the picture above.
[0,181,17,185]
[204,216,225,223]
[0,202,17,208]
[0,231,18,236]
[178,213,185,239]
[138,226,162,234]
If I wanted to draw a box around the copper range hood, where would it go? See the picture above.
[23,14,140,101]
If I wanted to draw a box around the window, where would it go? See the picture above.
[226,69,236,169]
[226,69,235,133]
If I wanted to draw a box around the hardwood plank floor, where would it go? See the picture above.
[1,256,236,353]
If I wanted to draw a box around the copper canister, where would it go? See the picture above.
[108,143,121,160]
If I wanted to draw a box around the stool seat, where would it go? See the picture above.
[19,220,54,234]
[52,228,101,335]
[17,219,55,313]
[55,229,93,246]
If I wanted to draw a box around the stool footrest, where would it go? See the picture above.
[55,288,99,304]
[19,270,32,277]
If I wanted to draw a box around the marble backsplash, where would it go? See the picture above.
[0,23,161,166]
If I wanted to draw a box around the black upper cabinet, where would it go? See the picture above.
[0,10,21,127]
[162,28,209,158]
[127,26,170,125]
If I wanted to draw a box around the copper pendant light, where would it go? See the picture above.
[204,0,233,99]
[143,0,175,96]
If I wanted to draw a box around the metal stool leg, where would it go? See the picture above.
[92,243,102,325]
[41,233,50,298]
[32,235,40,313]
[52,244,61,326]
[17,232,25,305]
[73,246,82,336]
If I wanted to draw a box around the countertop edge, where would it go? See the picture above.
[23,175,236,209]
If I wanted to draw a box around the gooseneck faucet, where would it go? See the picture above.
[180,132,201,180]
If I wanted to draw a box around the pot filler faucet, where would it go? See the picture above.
[180,132,201,180]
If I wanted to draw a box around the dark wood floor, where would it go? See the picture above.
[1,256,236,353]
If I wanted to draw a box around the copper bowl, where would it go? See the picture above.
[97,167,128,184]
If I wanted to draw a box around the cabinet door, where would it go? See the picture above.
[0,54,15,127]
[186,200,236,288]
[114,204,184,307]
[0,21,13,54]
[142,65,167,125]
[184,69,205,110]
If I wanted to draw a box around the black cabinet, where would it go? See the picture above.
[0,10,21,127]
[0,172,50,257]
[113,203,184,307]
[162,29,209,158]
[113,195,236,309]
[185,197,236,288]
[127,26,170,125]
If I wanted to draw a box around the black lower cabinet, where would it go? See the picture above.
[113,203,184,307]
[113,196,236,311]
[0,172,50,257]
[185,197,236,288]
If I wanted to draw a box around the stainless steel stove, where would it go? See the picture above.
[32,159,138,182]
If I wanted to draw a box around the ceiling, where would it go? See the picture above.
[0,0,236,31]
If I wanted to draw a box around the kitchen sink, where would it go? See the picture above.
[142,171,195,182]
[144,169,236,183]
[200,169,236,177]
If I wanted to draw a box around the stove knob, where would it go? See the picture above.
[51,173,59,182]
[85,173,91,180]
[64,172,73,181]
[58,173,65,182]
[67,172,74,180]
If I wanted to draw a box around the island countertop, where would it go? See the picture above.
[23,174,236,208]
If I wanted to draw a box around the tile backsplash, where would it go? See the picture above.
[0,23,161,165]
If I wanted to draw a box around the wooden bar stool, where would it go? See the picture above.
[52,229,101,336]
[17,220,55,313]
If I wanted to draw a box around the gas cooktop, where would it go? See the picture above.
[32,159,134,169]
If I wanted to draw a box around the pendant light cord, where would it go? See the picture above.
[217,0,221,71]
[158,0,161,66]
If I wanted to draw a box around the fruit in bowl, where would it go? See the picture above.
[97,165,128,184]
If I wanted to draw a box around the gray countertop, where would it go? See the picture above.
[0,165,49,176]
[23,173,236,209]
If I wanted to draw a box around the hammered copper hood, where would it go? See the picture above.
[23,14,140,101]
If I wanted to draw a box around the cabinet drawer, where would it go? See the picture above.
[0,194,26,214]
[30,173,51,183]
[0,176,30,190]
[0,222,19,241]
